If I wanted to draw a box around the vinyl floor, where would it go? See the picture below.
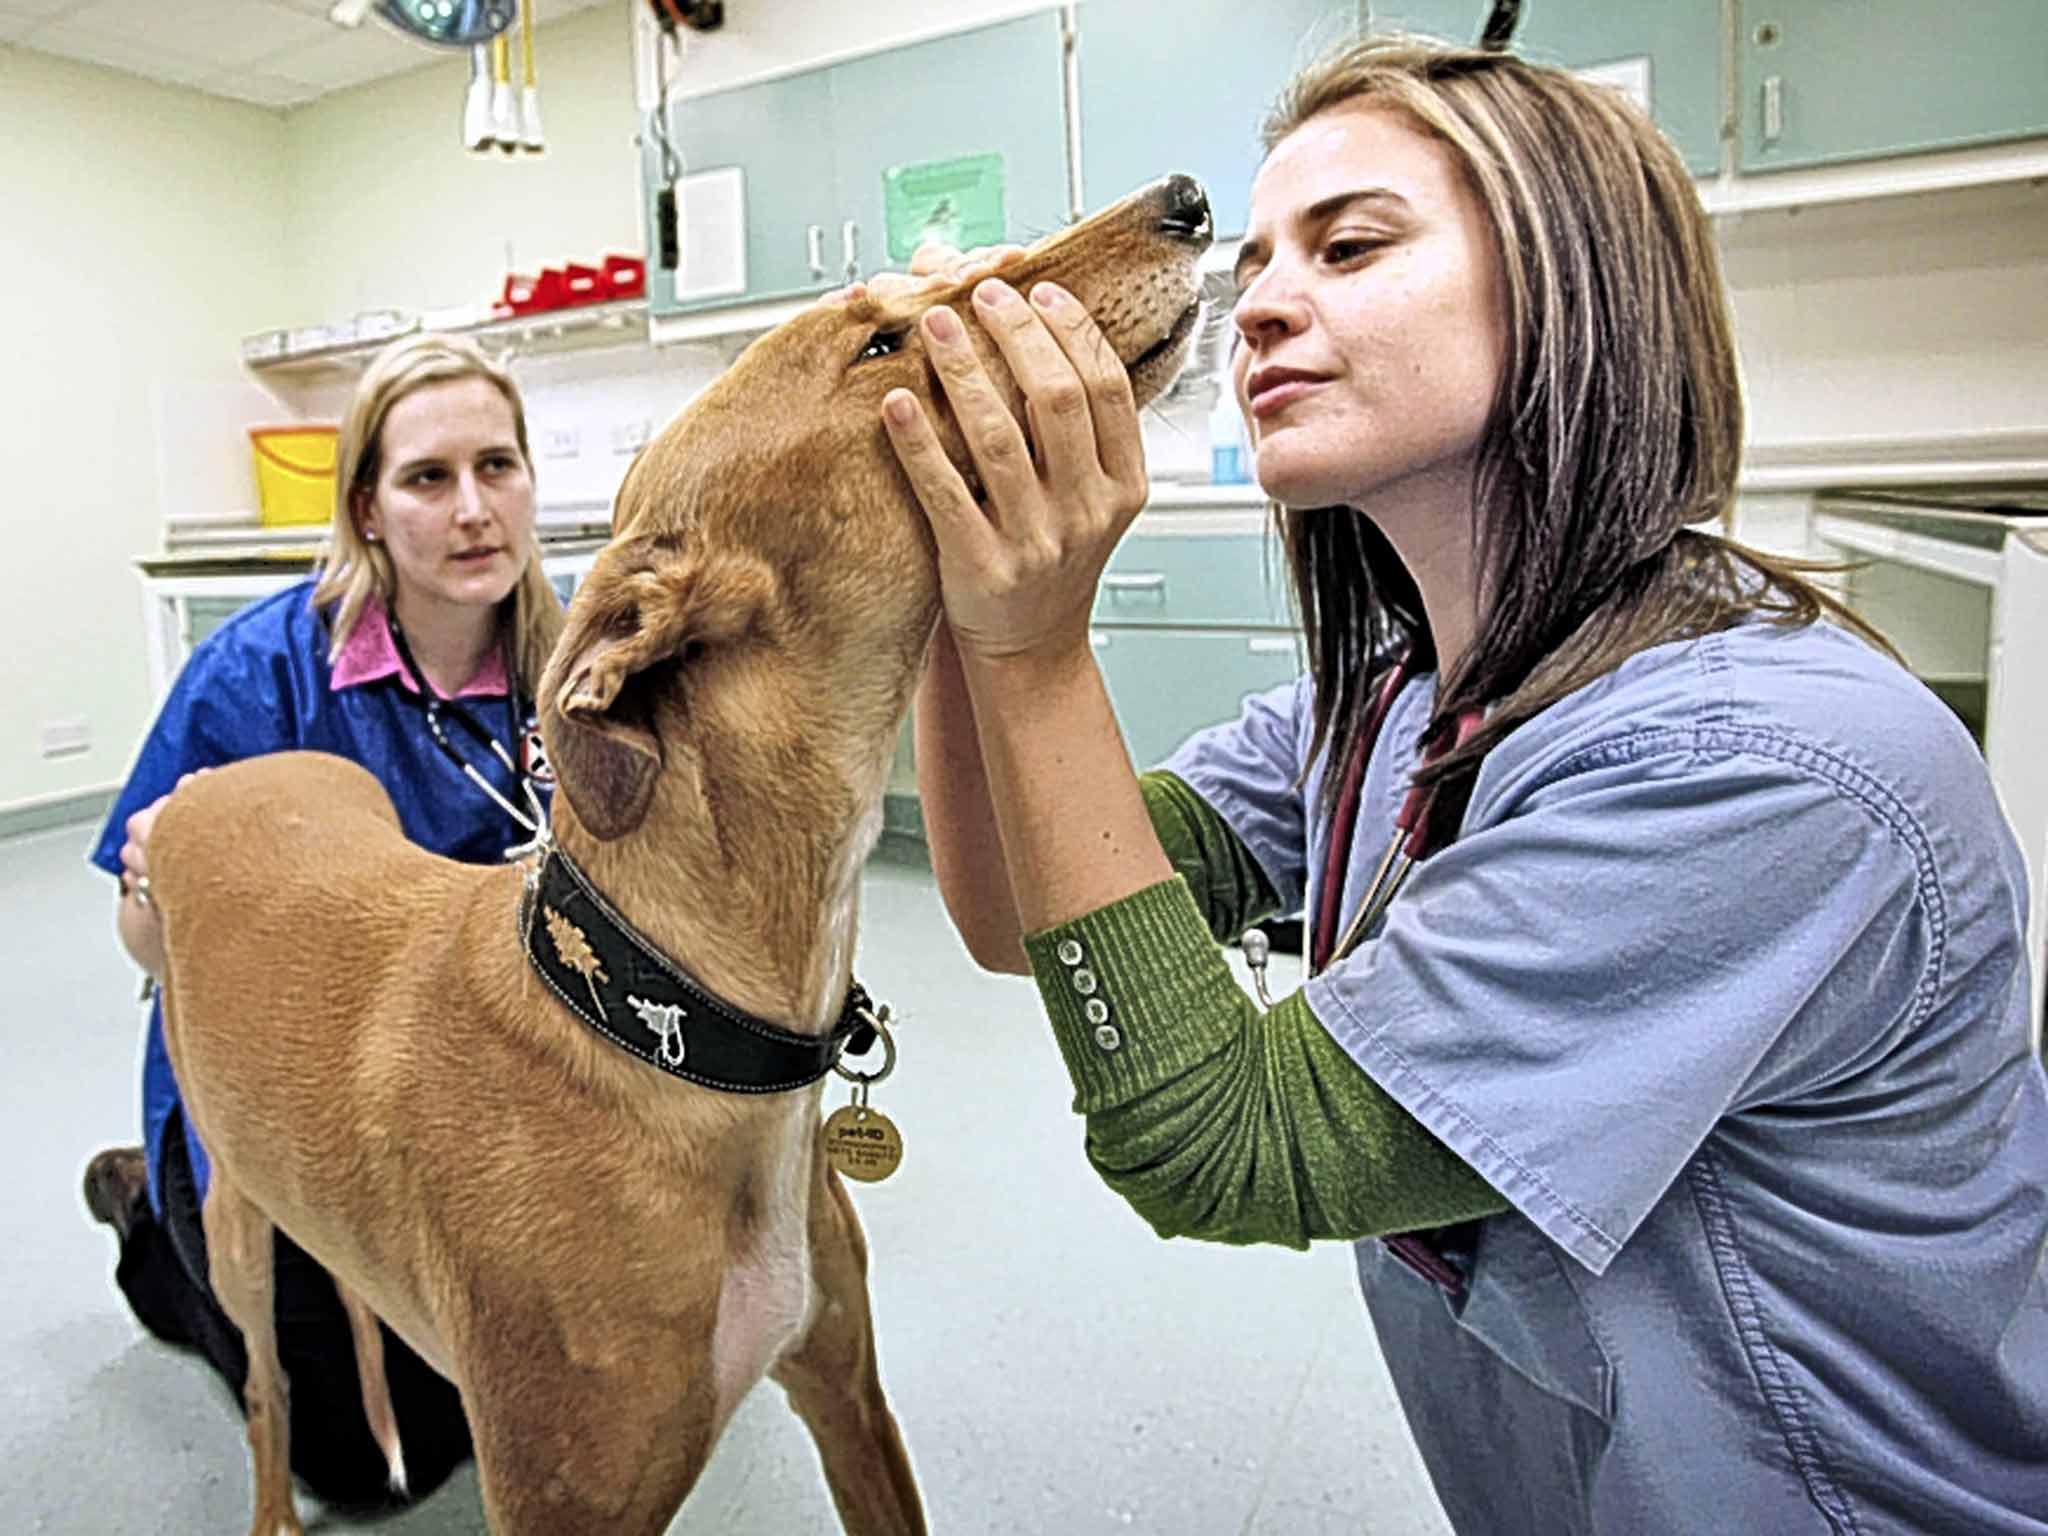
[3,820,1453,1535]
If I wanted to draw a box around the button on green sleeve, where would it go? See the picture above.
[1023,876,1507,1249]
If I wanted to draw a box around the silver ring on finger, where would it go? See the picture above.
[132,875,152,909]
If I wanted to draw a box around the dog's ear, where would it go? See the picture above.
[544,551,777,840]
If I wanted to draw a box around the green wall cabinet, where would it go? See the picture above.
[1368,0,1724,175]
[829,12,1071,266]
[1738,0,2048,173]
[1077,0,1363,237]
[643,67,836,315]
[648,11,1067,317]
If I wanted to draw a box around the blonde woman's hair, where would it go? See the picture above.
[1260,34,1890,816]
[311,332,564,695]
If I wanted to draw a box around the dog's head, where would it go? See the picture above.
[542,175,1212,842]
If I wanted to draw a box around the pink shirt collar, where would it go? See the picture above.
[330,600,509,699]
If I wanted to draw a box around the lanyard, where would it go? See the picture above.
[1310,655,1483,976]
[388,617,550,860]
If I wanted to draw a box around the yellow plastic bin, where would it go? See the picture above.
[249,424,340,527]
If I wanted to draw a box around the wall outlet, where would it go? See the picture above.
[541,426,581,460]
[40,717,91,759]
[611,417,653,455]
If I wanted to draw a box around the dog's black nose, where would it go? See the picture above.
[1155,174,1212,244]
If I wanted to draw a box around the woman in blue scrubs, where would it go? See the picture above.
[82,332,563,1509]
[885,33,2048,1536]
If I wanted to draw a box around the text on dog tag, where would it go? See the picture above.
[822,1104,904,1183]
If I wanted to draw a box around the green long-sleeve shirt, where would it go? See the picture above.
[1020,770,1507,1249]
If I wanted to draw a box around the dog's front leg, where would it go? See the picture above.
[772,1169,926,1535]
[202,1172,306,1536]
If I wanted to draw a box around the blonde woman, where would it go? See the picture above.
[83,332,563,1507]
[889,33,2048,1536]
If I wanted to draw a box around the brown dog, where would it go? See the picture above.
[146,175,1211,1535]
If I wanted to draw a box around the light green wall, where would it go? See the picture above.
[280,4,643,323]
[0,44,292,812]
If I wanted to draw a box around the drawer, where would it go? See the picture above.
[1091,626,1304,770]
[1095,531,1295,629]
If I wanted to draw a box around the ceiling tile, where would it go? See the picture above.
[8,0,624,107]
[68,0,332,68]
[14,18,220,82]
[199,66,321,107]
[262,14,437,90]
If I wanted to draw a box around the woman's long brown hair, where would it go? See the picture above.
[1262,37,1890,820]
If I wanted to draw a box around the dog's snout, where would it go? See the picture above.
[1154,173,1213,244]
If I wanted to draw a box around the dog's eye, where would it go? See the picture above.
[856,329,907,363]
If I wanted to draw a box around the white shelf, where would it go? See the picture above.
[647,296,816,347]
[1699,139,2048,219]
[246,300,651,380]
[1810,512,2005,588]
[1143,482,1268,509]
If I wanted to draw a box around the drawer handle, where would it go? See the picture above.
[1090,630,1110,649]
[1102,573,1167,592]
[1245,637,1295,655]
[807,224,826,280]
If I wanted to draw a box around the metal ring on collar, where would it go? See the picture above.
[833,1008,897,1088]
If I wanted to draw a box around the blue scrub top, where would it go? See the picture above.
[1167,618,2048,1533]
[89,579,552,1211]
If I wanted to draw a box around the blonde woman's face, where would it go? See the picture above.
[1230,103,1505,519]
[359,377,536,615]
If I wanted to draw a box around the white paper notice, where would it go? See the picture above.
[1577,55,1652,115]
[677,166,747,302]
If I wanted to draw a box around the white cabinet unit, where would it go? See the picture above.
[1803,491,2048,1045]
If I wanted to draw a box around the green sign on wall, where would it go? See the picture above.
[882,152,1008,263]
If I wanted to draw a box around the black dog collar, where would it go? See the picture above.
[521,847,877,1093]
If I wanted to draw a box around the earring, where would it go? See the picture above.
[364,530,379,542]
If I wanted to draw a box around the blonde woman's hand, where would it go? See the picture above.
[118,770,212,908]
[881,277,1147,666]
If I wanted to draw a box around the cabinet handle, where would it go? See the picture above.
[1245,637,1295,655]
[1102,573,1167,592]
[807,224,825,280]
[1760,75,1783,146]
[1090,630,1111,649]
[841,220,860,282]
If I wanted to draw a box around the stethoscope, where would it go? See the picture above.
[387,617,551,861]
[1309,651,1484,977]
[1309,649,1488,1300]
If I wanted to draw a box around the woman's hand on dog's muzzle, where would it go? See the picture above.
[881,277,1147,669]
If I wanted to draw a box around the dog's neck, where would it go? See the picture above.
[551,684,905,1038]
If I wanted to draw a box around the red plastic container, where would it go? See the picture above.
[602,253,647,301]
[502,272,545,314]
[562,262,606,306]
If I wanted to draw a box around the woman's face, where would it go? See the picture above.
[1230,102,1506,518]
[358,376,536,615]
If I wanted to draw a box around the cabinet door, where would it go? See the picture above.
[1078,0,1362,238]
[829,12,1070,279]
[1370,0,1723,175]
[1986,534,2048,1048]
[1093,627,1305,769]
[1739,0,2048,172]
[649,68,837,315]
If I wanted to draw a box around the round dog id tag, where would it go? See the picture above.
[823,1103,903,1183]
